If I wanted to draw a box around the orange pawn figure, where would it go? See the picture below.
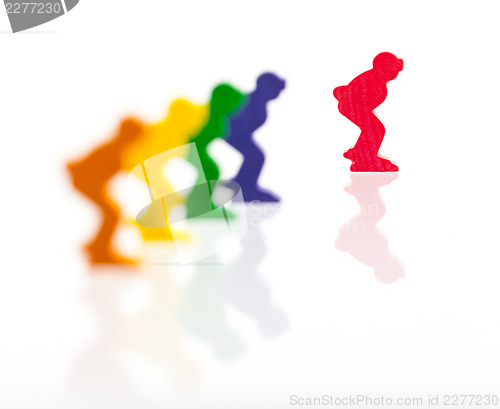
[67,118,144,266]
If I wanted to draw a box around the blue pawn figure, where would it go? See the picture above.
[227,73,286,202]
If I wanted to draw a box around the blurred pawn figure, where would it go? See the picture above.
[67,119,144,265]
[186,84,245,218]
[333,53,403,172]
[227,73,286,202]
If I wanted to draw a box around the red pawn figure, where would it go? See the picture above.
[334,52,403,172]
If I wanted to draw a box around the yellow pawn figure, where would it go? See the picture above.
[123,99,208,241]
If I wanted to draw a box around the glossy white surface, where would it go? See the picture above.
[1,1,500,407]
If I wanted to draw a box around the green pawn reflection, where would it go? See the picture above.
[186,84,245,218]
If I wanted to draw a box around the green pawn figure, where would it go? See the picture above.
[186,84,245,218]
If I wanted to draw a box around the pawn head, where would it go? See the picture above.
[210,84,245,116]
[374,256,405,284]
[256,72,286,100]
[167,98,204,132]
[118,117,143,142]
[373,52,403,80]
[168,98,196,119]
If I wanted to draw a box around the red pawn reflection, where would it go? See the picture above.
[333,52,403,172]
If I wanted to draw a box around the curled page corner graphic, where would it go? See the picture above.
[4,0,79,33]
[128,143,249,264]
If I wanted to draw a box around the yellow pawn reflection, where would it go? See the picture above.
[124,99,208,241]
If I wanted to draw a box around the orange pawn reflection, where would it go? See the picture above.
[67,118,144,266]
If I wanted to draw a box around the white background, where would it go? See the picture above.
[1,1,500,408]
